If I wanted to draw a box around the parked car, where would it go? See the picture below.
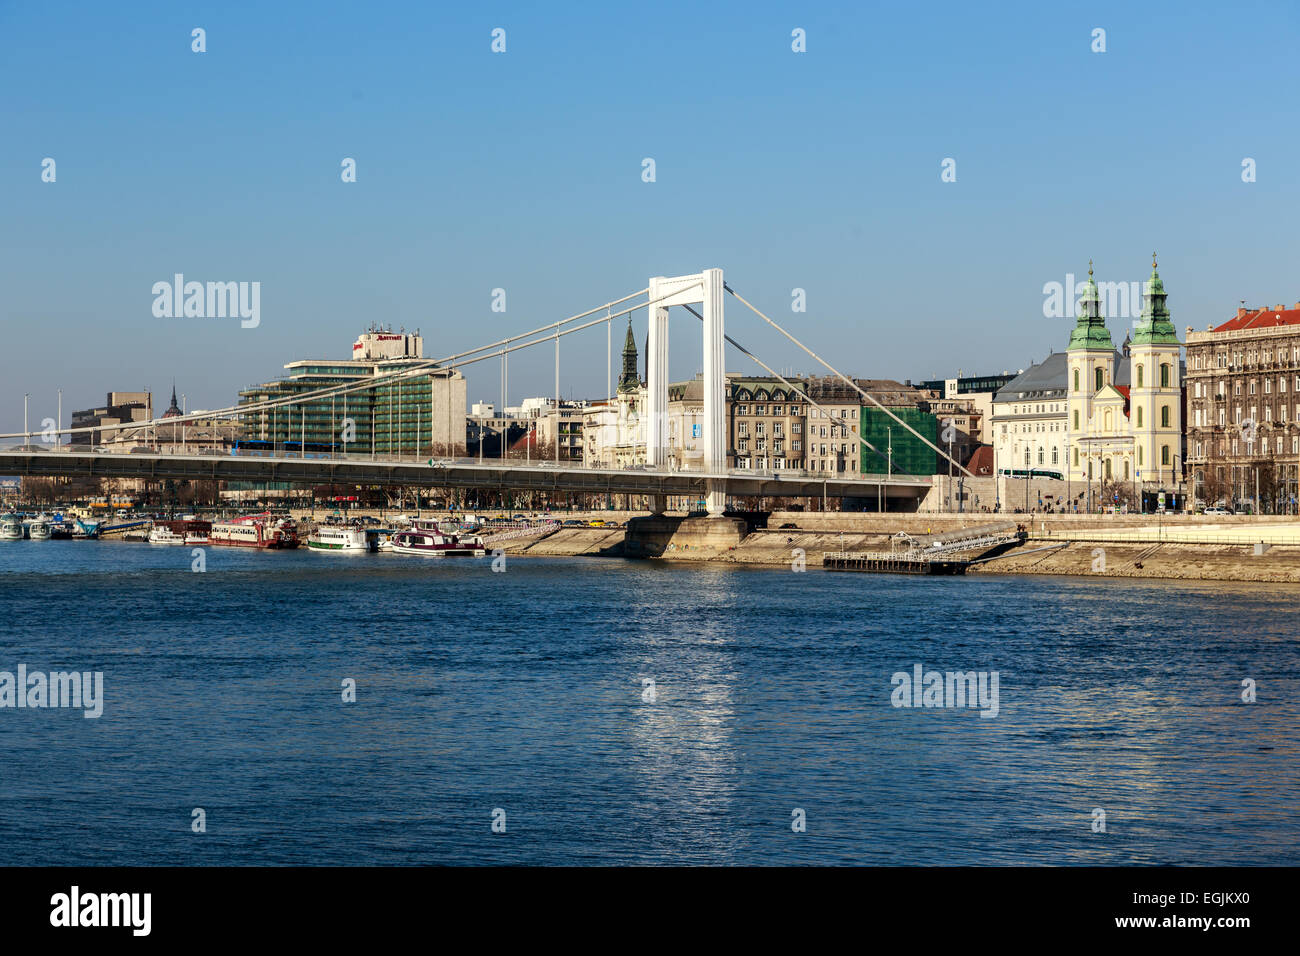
[1204,506,1233,516]
[562,519,584,527]
[588,519,606,527]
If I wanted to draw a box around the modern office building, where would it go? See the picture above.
[237,327,466,457]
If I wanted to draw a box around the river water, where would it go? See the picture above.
[0,540,1296,865]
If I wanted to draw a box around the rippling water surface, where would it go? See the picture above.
[1,539,1297,865]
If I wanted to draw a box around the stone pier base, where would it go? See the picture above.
[623,515,747,558]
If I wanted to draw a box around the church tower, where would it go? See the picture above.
[1129,253,1181,488]
[1066,262,1115,482]
[618,319,640,393]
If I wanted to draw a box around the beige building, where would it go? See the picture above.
[727,376,807,471]
[803,378,860,475]
[70,391,153,447]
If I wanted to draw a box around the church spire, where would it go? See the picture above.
[1132,251,1178,344]
[617,319,640,393]
[1067,259,1114,351]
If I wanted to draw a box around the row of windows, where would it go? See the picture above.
[1001,422,1065,435]
[1065,445,1172,469]
[732,404,861,419]
[737,438,796,453]
[1193,377,1300,398]
[1194,437,1300,457]
[1072,363,1174,392]
[1068,406,1173,430]
[1193,347,1300,370]
[1192,405,1300,427]
[733,458,802,470]
[732,456,861,472]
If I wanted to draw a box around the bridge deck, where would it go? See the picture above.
[0,451,932,499]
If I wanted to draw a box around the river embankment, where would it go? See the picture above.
[495,511,1300,583]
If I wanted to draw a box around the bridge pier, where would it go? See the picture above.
[705,480,725,517]
[649,493,668,515]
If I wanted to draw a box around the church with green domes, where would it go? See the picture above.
[1065,256,1183,488]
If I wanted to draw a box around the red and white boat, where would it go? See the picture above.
[209,513,300,549]
[390,518,485,557]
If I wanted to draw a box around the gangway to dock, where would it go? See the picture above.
[823,522,1026,575]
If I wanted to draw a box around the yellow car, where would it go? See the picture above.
[588,519,606,527]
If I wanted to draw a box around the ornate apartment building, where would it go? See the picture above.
[727,377,807,471]
[1185,302,1300,512]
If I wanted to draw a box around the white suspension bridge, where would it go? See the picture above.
[0,268,971,510]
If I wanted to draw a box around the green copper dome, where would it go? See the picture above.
[1131,253,1179,345]
[1067,261,1115,351]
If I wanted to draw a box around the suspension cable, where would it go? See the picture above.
[679,304,899,474]
[724,284,973,478]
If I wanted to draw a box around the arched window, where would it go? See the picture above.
[1038,448,1044,465]
[1104,410,1113,431]
[1072,447,1078,466]
[1161,405,1170,428]
[1052,447,1059,464]
[1124,460,1130,480]
[1161,445,1170,466]
[1073,410,1080,430]
[1137,364,1144,388]
[1160,363,1171,388]
[1105,458,1112,480]
[1136,407,1143,427]
[1095,367,1104,391]
[1138,446,1143,466]
[1073,369,1080,392]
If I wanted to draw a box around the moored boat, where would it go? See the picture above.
[148,524,186,545]
[27,516,52,540]
[0,515,24,541]
[307,526,369,552]
[209,513,300,549]
[390,518,486,557]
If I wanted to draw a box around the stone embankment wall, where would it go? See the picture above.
[496,515,1300,584]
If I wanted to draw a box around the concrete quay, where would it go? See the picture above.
[492,510,1300,584]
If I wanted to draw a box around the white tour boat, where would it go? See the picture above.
[148,525,186,545]
[307,526,369,553]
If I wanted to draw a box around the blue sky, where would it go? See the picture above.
[2,0,1298,432]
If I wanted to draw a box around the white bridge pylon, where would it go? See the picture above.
[646,268,726,516]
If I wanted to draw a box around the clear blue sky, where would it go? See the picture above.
[2,0,1297,432]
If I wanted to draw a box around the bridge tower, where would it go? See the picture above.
[646,268,726,516]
